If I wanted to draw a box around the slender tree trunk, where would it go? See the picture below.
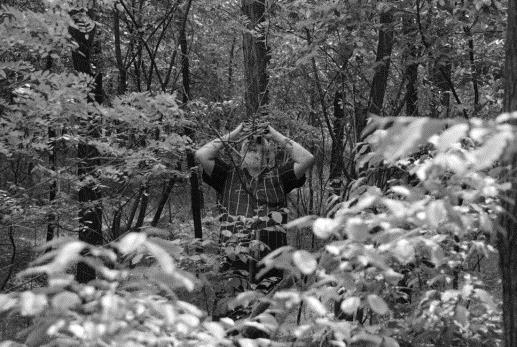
[111,207,122,239]
[228,37,236,94]
[45,55,57,244]
[329,44,353,193]
[368,10,394,116]
[242,0,269,117]
[69,7,104,283]
[47,127,57,243]
[113,5,127,94]
[465,26,479,107]
[329,90,346,191]
[187,150,202,239]
[134,184,148,230]
[126,187,142,230]
[178,0,193,103]
[134,44,143,91]
[403,14,418,117]
[499,0,517,345]
[151,178,176,227]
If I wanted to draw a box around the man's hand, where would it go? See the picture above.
[196,123,244,176]
[228,123,244,141]
[265,125,314,179]
[265,125,287,143]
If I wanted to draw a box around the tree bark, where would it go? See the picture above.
[151,178,176,227]
[241,0,270,117]
[403,14,418,117]
[228,37,236,93]
[134,184,149,230]
[69,7,104,283]
[465,26,479,107]
[113,5,127,94]
[178,0,193,103]
[329,91,346,195]
[368,10,394,117]
[499,0,517,345]
[187,150,202,239]
[46,55,57,244]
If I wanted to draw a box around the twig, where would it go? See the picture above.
[415,0,468,119]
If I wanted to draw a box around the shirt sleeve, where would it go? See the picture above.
[202,157,230,193]
[279,161,306,193]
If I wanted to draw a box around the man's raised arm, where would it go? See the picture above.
[267,125,314,179]
[195,123,243,176]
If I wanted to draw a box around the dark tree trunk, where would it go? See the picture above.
[187,150,202,239]
[126,187,142,230]
[178,0,193,103]
[228,37,236,93]
[134,184,149,230]
[329,44,353,193]
[368,10,394,116]
[403,14,418,117]
[111,207,122,239]
[242,0,270,117]
[46,56,57,244]
[47,127,57,244]
[151,178,176,227]
[465,26,479,107]
[430,58,451,118]
[69,7,104,283]
[329,91,346,191]
[499,0,517,345]
[134,45,143,92]
[113,5,127,94]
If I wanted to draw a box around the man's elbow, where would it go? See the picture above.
[305,153,315,168]
[194,149,202,162]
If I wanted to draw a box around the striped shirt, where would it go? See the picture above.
[203,158,305,253]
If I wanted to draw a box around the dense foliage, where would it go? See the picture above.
[0,0,516,346]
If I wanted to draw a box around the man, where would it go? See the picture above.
[195,123,314,284]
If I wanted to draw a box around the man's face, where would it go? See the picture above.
[241,138,272,171]
[242,148,265,171]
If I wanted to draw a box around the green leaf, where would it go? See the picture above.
[454,304,468,325]
[366,294,389,315]
[203,322,225,339]
[346,217,368,242]
[391,239,415,264]
[51,291,81,310]
[340,296,361,315]
[313,217,339,239]
[474,289,496,310]
[238,338,258,347]
[19,291,47,316]
[144,240,176,274]
[426,200,447,228]
[229,291,264,310]
[473,132,512,170]
[118,232,147,254]
[221,229,233,238]
[351,332,383,345]
[304,296,327,316]
[293,250,317,274]
[285,215,316,229]
[270,211,283,224]
[382,336,400,347]
[372,118,445,163]
[436,123,468,152]
[0,294,17,313]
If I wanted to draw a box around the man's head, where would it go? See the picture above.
[240,135,275,171]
